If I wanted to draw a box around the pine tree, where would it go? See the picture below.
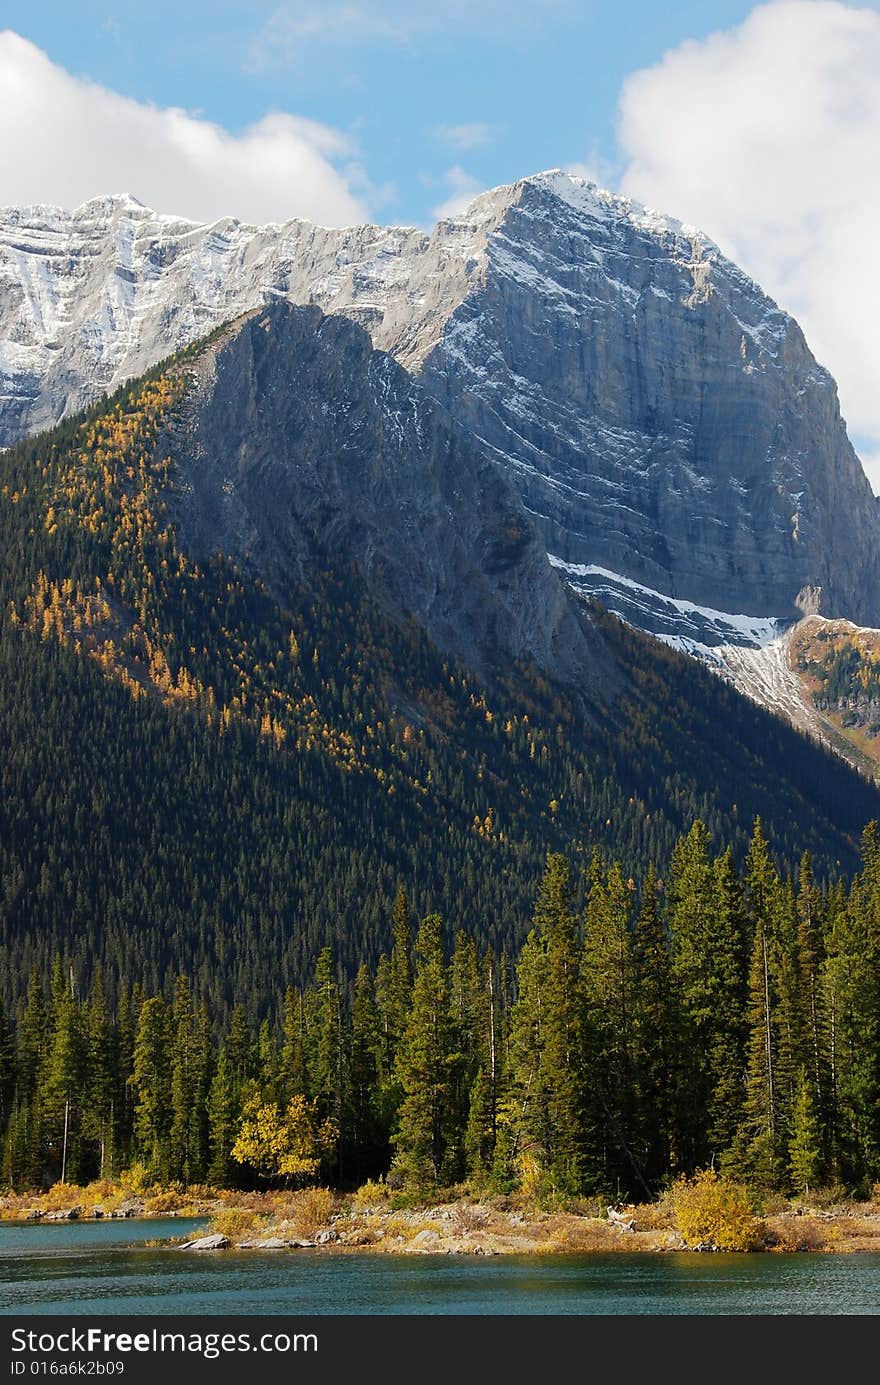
[311,948,346,1178]
[115,987,137,1169]
[506,853,588,1196]
[18,967,46,1104]
[379,886,413,1069]
[796,852,829,1161]
[1,1100,33,1190]
[225,1006,256,1088]
[788,1066,823,1197]
[169,976,196,1183]
[631,864,673,1187]
[207,1047,238,1187]
[348,964,386,1180]
[449,931,483,1176]
[0,999,15,1130]
[464,1067,495,1182]
[727,831,788,1187]
[704,848,749,1155]
[131,996,172,1181]
[84,970,116,1179]
[392,914,459,1189]
[583,856,643,1196]
[280,987,308,1101]
[42,962,86,1183]
[822,879,880,1187]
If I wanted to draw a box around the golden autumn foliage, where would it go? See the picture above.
[230,1094,338,1186]
[670,1169,763,1251]
[285,1186,335,1238]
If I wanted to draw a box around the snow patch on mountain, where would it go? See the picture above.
[552,556,782,650]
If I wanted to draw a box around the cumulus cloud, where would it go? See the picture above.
[431,166,484,220]
[433,122,493,151]
[0,31,367,226]
[616,0,880,489]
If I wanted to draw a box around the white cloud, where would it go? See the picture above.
[433,122,492,150]
[616,0,880,488]
[0,31,367,226]
[431,166,484,220]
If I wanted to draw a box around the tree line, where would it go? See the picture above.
[2,818,879,1199]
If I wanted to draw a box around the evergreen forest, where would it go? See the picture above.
[2,340,880,1201]
[2,821,879,1199]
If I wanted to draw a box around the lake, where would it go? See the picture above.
[2,1218,879,1315]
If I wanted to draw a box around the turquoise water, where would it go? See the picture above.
[2,1219,879,1315]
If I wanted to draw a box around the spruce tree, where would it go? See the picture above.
[727,831,788,1188]
[311,947,346,1178]
[169,976,197,1183]
[131,996,172,1181]
[42,962,86,1183]
[666,822,715,1169]
[280,987,308,1101]
[506,853,588,1196]
[631,864,673,1187]
[822,882,880,1187]
[0,1000,15,1130]
[383,886,414,1063]
[349,964,386,1180]
[464,1067,496,1183]
[583,856,643,1196]
[788,1066,823,1197]
[206,1047,238,1187]
[392,914,459,1189]
[84,970,116,1179]
[796,853,829,1160]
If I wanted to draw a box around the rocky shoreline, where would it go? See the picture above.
[183,1200,880,1257]
[6,1189,880,1255]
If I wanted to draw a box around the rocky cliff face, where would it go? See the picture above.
[171,302,611,692]
[0,191,499,442]
[3,172,879,655]
[422,174,880,639]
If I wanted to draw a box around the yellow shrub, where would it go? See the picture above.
[41,1183,83,1211]
[671,1169,762,1251]
[119,1163,152,1196]
[83,1180,117,1202]
[518,1151,543,1201]
[209,1208,267,1240]
[287,1187,334,1239]
[352,1179,390,1210]
[144,1190,185,1215]
[97,1191,127,1215]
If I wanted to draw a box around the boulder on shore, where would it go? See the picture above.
[177,1233,229,1251]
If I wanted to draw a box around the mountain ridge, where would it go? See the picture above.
[4,169,880,768]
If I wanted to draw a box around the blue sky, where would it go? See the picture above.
[1,2,880,479]
[3,0,764,224]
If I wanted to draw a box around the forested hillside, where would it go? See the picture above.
[1,350,879,1023]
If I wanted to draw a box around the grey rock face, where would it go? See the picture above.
[172,303,612,693]
[421,174,880,636]
[0,192,500,443]
[3,173,879,655]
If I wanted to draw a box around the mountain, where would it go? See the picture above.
[172,302,608,692]
[2,305,880,1015]
[3,172,879,656]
